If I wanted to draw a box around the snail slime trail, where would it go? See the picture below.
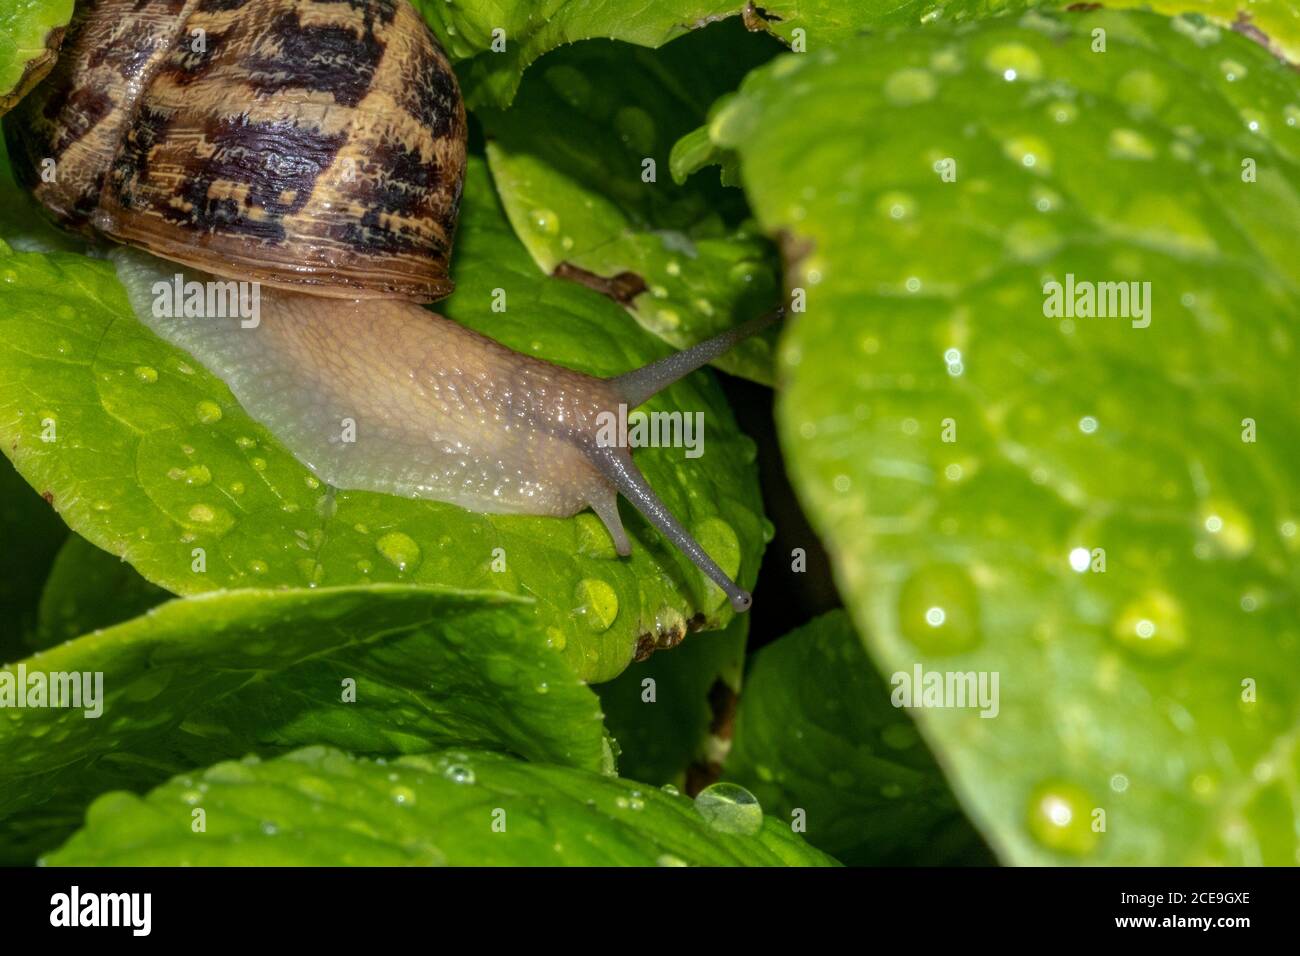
[8,0,774,612]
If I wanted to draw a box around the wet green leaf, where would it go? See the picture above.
[726,611,991,864]
[0,0,71,114]
[45,745,834,866]
[713,11,1300,864]
[481,23,783,383]
[0,155,767,683]
[0,585,610,862]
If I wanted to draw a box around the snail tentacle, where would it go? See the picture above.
[588,490,632,557]
[608,305,785,408]
[584,445,752,613]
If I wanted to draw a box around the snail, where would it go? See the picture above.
[5,0,777,612]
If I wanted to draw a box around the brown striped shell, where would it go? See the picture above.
[5,0,466,302]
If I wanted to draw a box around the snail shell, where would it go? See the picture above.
[7,0,465,301]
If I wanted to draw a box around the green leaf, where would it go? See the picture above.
[44,745,834,865]
[0,585,610,862]
[726,611,991,865]
[415,0,737,108]
[714,11,1300,864]
[0,456,66,658]
[0,154,767,684]
[1125,2,1300,63]
[415,0,992,109]
[669,122,738,186]
[419,0,1300,111]
[32,534,169,652]
[0,0,71,114]
[481,23,783,383]
[991,3,1300,65]
[598,615,747,785]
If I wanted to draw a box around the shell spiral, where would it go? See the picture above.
[5,0,467,302]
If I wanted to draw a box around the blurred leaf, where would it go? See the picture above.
[598,614,747,785]
[32,534,169,652]
[0,0,71,114]
[0,585,610,862]
[0,456,65,658]
[482,23,783,383]
[45,745,836,866]
[713,11,1300,864]
[0,155,766,684]
[727,611,991,864]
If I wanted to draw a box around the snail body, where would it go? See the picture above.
[7,0,771,611]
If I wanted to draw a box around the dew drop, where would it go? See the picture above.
[897,564,981,654]
[1113,589,1187,658]
[693,782,763,836]
[1219,59,1247,82]
[1026,781,1100,855]
[1108,128,1157,161]
[187,503,217,524]
[573,578,620,632]
[876,190,917,221]
[1198,498,1253,558]
[134,366,158,384]
[930,47,963,74]
[1047,100,1077,124]
[1031,185,1062,212]
[375,531,422,572]
[656,853,688,867]
[1004,219,1061,261]
[984,43,1043,83]
[195,400,223,424]
[1116,69,1167,115]
[1240,108,1267,135]
[390,785,416,806]
[882,723,918,750]
[1002,135,1052,173]
[530,208,560,236]
[171,464,212,487]
[443,764,475,785]
[884,68,937,105]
